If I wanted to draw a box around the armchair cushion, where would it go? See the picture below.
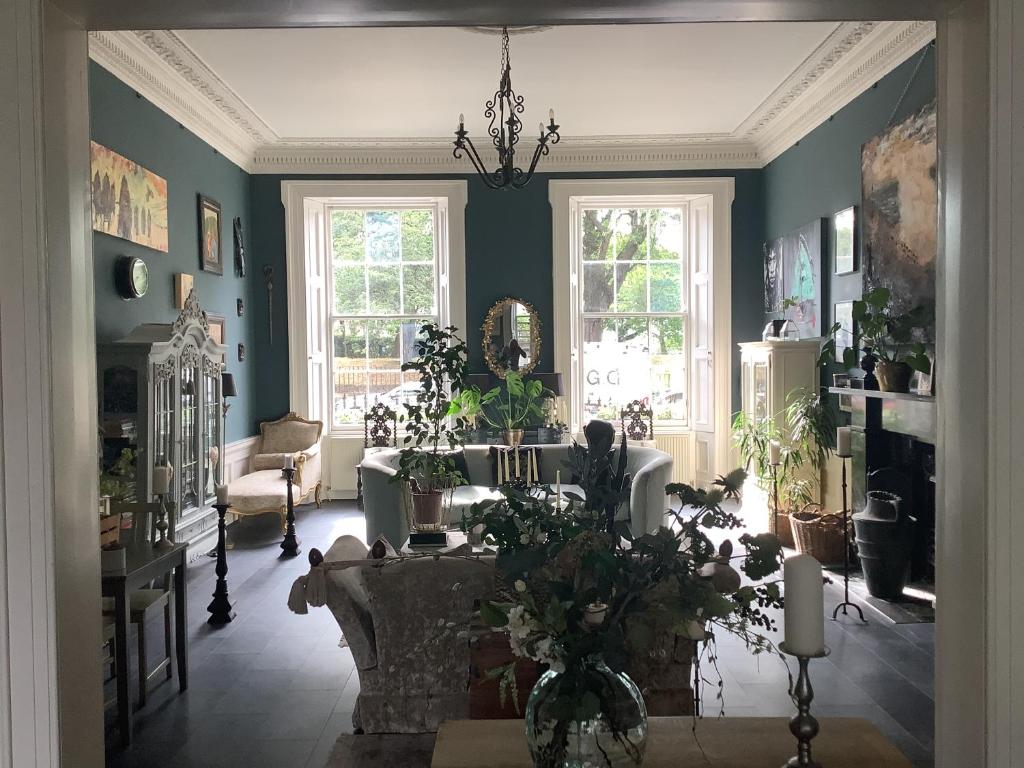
[252,453,296,471]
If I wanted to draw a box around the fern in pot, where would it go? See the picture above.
[393,323,471,531]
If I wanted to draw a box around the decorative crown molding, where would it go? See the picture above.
[90,21,935,174]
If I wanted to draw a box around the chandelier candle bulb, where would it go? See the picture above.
[837,426,852,458]
[215,483,229,506]
[152,465,170,495]
[784,554,826,656]
[459,113,464,125]
[549,108,555,121]
[769,440,782,466]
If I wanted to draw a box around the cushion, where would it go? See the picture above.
[227,469,301,513]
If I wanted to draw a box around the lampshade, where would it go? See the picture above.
[531,372,563,396]
[221,372,237,398]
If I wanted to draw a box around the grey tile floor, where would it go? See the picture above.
[106,501,934,768]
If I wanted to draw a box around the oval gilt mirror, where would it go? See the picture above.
[481,297,541,378]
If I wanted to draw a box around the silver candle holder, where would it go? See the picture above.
[153,492,173,549]
[779,642,830,768]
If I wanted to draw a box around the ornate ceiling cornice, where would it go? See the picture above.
[89,20,936,174]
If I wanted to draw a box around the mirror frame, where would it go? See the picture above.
[481,297,542,378]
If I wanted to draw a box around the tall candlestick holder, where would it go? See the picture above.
[779,642,830,768]
[280,466,300,558]
[153,492,173,550]
[831,454,865,623]
[770,459,781,539]
[207,502,235,625]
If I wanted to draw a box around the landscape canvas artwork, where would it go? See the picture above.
[861,100,937,323]
[90,141,168,252]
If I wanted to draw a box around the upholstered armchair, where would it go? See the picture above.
[252,412,324,505]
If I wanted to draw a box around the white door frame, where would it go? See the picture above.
[4,1,1015,766]
[549,177,733,483]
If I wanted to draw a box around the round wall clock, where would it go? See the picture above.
[115,255,149,300]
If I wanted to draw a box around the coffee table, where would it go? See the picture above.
[430,717,911,767]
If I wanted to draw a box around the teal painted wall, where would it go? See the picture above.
[763,43,936,322]
[248,169,764,425]
[90,62,258,442]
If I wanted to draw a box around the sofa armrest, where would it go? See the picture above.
[300,441,322,459]
[297,450,322,498]
[630,453,673,534]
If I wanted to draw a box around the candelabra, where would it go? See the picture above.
[207,502,234,625]
[280,465,300,558]
[832,453,866,622]
[779,643,830,768]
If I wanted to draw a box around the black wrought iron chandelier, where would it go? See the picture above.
[453,26,560,190]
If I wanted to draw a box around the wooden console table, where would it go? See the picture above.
[431,717,911,767]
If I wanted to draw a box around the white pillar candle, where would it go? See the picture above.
[532,452,539,485]
[837,426,852,458]
[514,448,520,478]
[784,554,825,657]
[151,465,170,495]
[503,450,510,482]
[556,470,561,501]
[283,454,294,471]
[215,483,230,506]
[769,441,782,466]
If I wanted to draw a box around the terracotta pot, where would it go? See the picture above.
[504,429,524,447]
[874,360,914,393]
[411,491,443,530]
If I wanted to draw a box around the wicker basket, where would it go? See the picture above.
[768,508,795,549]
[789,503,846,565]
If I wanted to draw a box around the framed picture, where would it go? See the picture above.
[833,206,858,274]
[206,312,225,350]
[90,141,169,252]
[763,238,783,314]
[781,219,826,337]
[198,194,223,275]
[834,300,855,361]
[173,273,194,309]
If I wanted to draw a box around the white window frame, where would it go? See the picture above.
[549,178,733,482]
[282,180,467,437]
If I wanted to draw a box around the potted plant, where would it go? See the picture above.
[455,371,548,447]
[393,323,472,531]
[821,287,931,393]
[462,470,783,767]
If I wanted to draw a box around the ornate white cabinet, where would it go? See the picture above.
[98,291,227,556]
[738,338,822,431]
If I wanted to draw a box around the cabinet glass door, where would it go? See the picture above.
[202,363,220,504]
[179,353,200,515]
[153,366,175,470]
[752,361,769,422]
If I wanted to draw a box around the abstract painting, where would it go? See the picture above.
[90,141,168,252]
[781,219,826,337]
[861,100,937,324]
[198,194,223,275]
[763,238,783,314]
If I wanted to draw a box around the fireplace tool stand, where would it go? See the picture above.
[832,454,866,622]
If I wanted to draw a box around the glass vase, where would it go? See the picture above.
[524,658,648,768]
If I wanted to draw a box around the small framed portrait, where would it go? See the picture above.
[833,206,858,275]
[205,312,226,359]
[834,300,855,360]
[198,194,223,275]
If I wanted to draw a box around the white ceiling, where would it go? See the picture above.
[88,20,935,171]
[175,24,836,139]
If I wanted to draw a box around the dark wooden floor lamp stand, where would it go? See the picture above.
[832,454,866,623]
[207,501,235,625]
[280,465,301,558]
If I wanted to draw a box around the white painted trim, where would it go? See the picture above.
[281,179,468,438]
[548,177,733,479]
[223,435,260,482]
[89,23,932,173]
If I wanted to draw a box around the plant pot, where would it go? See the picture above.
[874,360,914,393]
[504,429,525,447]
[411,491,444,531]
[525,657,648,767]
[853,490,917,600]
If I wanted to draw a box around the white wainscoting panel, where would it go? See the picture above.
[223,435,259,483]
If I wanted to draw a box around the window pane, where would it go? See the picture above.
[651,209,683,260]
[331,210,364,262]
[582,318,620,422]
[333,319,367,426]
[649,262,682,312]
[334,265,365,314]
[611,210,648,260]
[368,370,404,412]
[582,209,615,261]
[582,263,614,312]
[402,264,435,315]
[650,317,686,421]
[367,265,400,314]
[367,320,400,368]
[365,211,400,263]
[614,263,648,312]
[401,210,434,262]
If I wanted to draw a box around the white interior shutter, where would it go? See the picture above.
[689,196,715,487]
[302,198,329,425]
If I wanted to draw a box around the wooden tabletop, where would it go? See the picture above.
[431,717,911,767]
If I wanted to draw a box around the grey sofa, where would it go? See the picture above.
[360,443,673,546]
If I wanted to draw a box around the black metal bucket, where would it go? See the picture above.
[853,490,917,600]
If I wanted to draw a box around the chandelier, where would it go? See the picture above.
[453,27,560,190]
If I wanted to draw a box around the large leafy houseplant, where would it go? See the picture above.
[820,287,931,392]
[463,469,783,768]
[393,323,471,528]
[452,370,548,445]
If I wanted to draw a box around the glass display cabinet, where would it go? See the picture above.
[738,338,822,433]
[98,290,227,556]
